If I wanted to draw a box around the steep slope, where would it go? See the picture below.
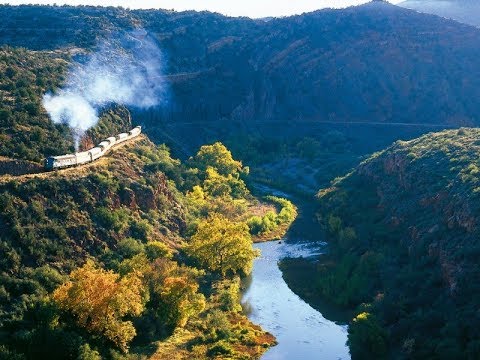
[0,118,278,358]
[400,0,480,27]
[141,1,480,138]
[0,47,72,161]
[299,128,480,358]
[0,135,185,357]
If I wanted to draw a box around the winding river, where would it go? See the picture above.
[242,187,350,359]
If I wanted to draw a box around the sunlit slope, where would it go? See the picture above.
[0,132,279,359]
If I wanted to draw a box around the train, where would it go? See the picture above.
[44,126,142,170]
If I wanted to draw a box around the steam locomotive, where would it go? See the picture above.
[44,126,142,170]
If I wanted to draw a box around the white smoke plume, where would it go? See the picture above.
[43,30,167,148]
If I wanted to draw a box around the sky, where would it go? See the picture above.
[0,0,404,18]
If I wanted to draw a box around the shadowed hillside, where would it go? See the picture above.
[1,2,480,136]
[290,128,480,358]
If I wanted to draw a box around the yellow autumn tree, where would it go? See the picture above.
[52,260,145,352]
[186,214,259,276]
[202,167,249,199]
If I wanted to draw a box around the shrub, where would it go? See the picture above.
[94,207,129,233]
[247,216,263,235]
[77,344,101,360]
[207,341,233,357]
[145,241,172,260]
[207,310,232,340]
[216,279,242,312]
[118,238,144,259]
[130,219,154,242]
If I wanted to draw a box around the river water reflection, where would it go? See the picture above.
[242,240,350,360]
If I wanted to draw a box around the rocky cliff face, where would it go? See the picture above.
[154,1,480,131]
[352,130,480,243]
[334,130,480,269]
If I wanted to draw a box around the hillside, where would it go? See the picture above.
[0,46,137,162]
[0,1,480,359]
[288,128,480,358]
[3,3,480,358]
[0,47,72,162]
[0,119,290,358]
[2,2,480,135]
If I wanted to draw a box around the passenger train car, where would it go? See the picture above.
[44,126,142,170]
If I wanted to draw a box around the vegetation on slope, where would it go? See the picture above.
[0,47,72,162]
[298,128,480,359]
[0,134,277,359]
[0,41,293,360]
[247,196,297,241]
[0,46,135,163]
[2,3,479,358]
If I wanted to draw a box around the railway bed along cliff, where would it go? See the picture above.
[44,126,142,170]
[0,133,145,184]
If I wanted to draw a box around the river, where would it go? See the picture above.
[242,185,350,359]
[242,240,350,359]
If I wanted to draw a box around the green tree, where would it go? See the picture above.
[145,241,172,261]
[348,312,387,359]
[158,276,205,328]
[203,167,232,198]
[190,142,243,177]
[186,214,259,276]
[147,259,206,329]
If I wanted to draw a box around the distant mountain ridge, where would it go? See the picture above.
[400,0,480,27]
[1,1,480,145]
